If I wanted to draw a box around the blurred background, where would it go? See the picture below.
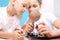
[54,0,60,19]
[40,0,60,19]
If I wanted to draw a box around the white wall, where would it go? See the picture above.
[41,0,54,13]
[54,0,60,19]
[40,0,60,19]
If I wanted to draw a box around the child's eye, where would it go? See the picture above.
[23,4,26,7]
[33,4,37,8]
[23,3,27,7]
[28,5,31,9]
[12,4,15,6]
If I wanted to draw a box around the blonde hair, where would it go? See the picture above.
[37,0,42,5]
[6,0,16,16]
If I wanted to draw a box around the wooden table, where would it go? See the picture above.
[27,36,60,40]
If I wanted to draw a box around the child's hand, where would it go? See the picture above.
[36,22,58,38]
[22,22,34,33]
[13,29,26,40]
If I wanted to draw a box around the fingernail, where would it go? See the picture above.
[36,24,38,29]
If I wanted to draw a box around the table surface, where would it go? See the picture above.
[26,36,60,40]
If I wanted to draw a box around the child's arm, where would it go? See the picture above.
[0,27,25,40]
[0,30,18,40]
[36,22,60,38]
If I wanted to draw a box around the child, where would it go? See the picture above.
[27,0,60,38]
[0,0,26,40]
[22,0,60,40]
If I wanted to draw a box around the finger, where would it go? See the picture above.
[22,25,26,29]
[37,26,48,33]
[18,33,25,37]
[38,28,48,33]
[24,24,34,33]
[28,23,34,28]
[27,24,34,29]
[18,32,26,37]
[27,28,33,33]
[36,24,42,30]
[17,29,25,35]
[37,25,46,31]
[39,22,46,25]
[41,31,51,37]
[41,31,49,34]
[18,31,23,34]
[18,35,25,37]
[35,24,38,29]
[26,26,33,33]
[14,27,20,31]
[17,36,24,40]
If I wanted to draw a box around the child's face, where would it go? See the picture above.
[10,0,40,16]
[11,0,29,16]
[14,0,25,15]
[13,0,40,14]
[28,0,40,13]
